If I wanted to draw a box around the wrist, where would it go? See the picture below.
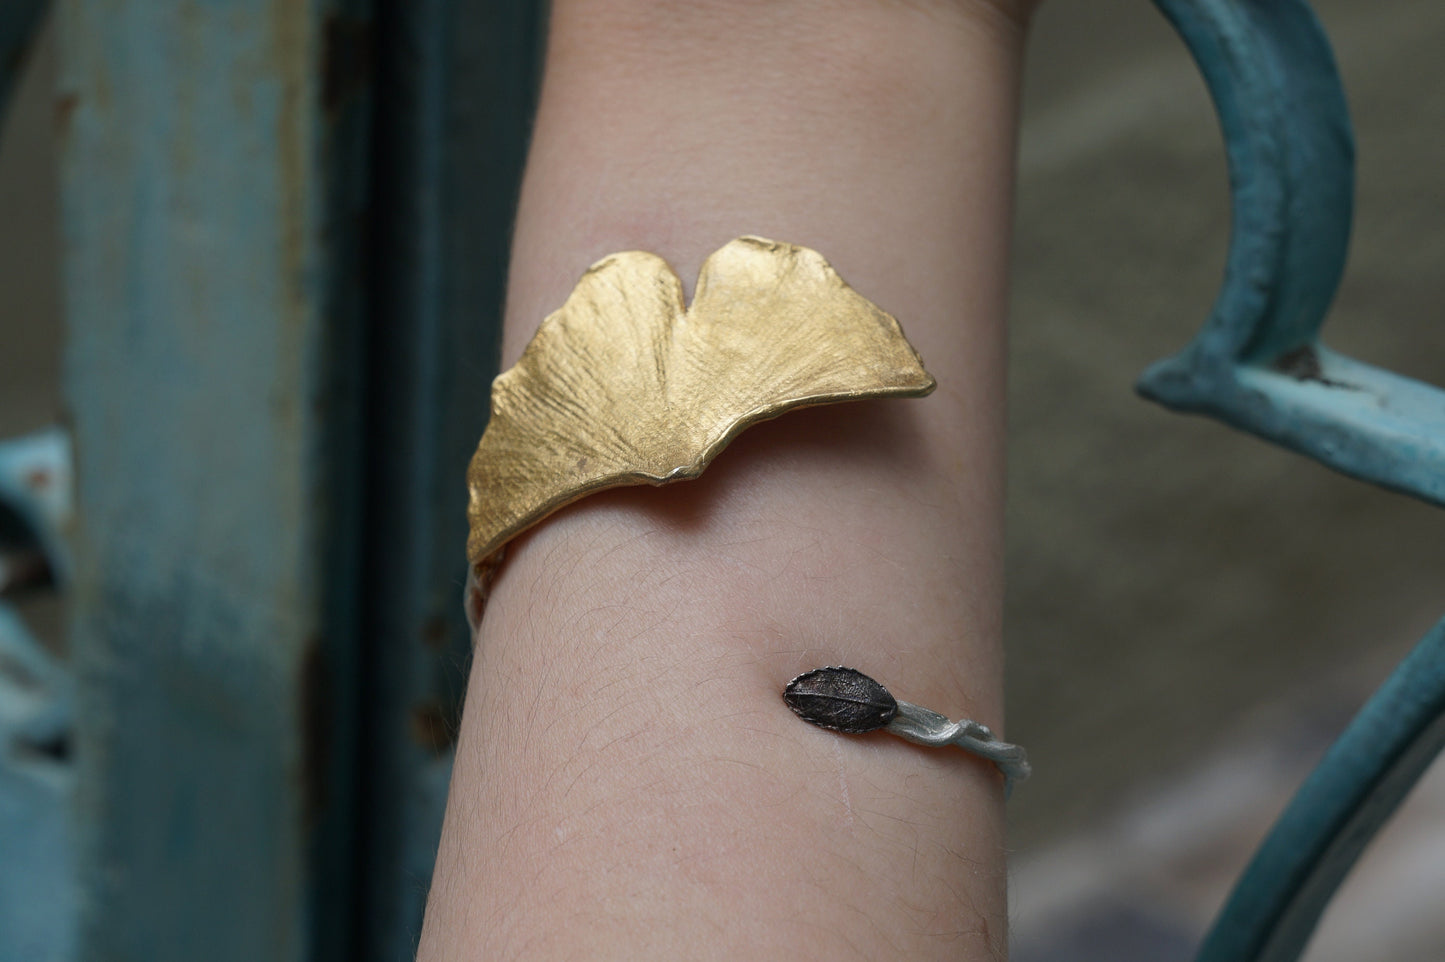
[461,405,1009,955]
[478,395,1003,729]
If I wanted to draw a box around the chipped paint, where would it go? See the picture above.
[60,2,371,959]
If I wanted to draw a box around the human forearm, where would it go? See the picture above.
[421,2,1028,958]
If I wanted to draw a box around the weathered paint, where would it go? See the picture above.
[0,603,76,962]
[59,1,371,959]
[0,428,76,962]
[1140,0,1445,509]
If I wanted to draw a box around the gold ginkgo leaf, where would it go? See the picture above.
[466,235,935,576]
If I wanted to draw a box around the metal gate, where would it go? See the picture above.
[0,2,1440,960]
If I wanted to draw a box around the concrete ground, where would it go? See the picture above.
[3,2,1443,958]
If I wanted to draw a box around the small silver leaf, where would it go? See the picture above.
[783,667,897,734]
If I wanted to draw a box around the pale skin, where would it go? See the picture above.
[418,1,1037,959]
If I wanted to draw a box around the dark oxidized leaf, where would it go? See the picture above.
[783,667,897,734]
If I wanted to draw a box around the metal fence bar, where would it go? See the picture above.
[60,2,373,958]
[357,1,543,956]
[1196,616,1445,962]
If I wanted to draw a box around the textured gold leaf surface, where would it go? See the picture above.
[466,236,935,572]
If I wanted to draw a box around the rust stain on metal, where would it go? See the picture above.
[54,91,78,133]
[264,0,311,466]
[1272,344,1326,381]
[1270,344,1356,390]
[420,615,449,652]
[409,700,456,754]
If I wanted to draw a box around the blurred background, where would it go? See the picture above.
[1,1,1442,960]
[1005,1,1445,958]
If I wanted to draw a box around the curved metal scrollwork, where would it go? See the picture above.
[1143,0,1445,507]
[1147,3,1445,961]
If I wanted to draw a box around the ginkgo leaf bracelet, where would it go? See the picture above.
[463,236,1029,793]
[464,235,935,621]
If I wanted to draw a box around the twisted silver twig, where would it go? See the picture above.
[886,701,1031,797]
[782,667,1031,797]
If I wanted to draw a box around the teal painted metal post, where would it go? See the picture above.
[357,2,542,956]
[60,2,373,958]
